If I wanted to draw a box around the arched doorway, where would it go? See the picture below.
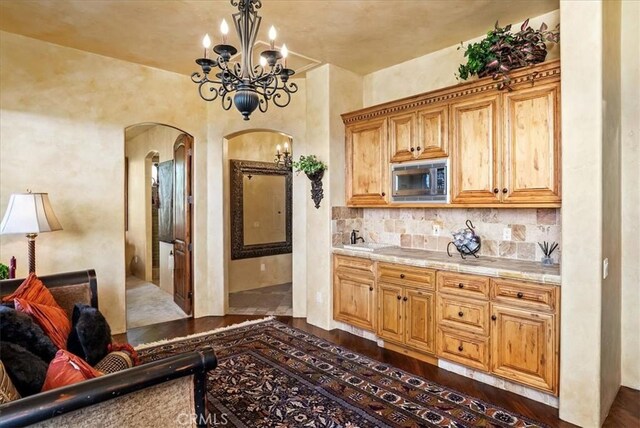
[124,123,194,329]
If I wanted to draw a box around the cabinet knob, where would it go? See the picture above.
[403,296,408,302]
[410,147,415,152]
[458,311,464,317]
[416,146,421,151]
[493,188,499,194]
[397,295,402,300]
[458,345,464,352]
[502,188,508,194]
[400,273,405,279]
[491,315,497,321]
[458,283,464,289]
[369,286,374,291]
[381,192,386,197]
[517,292,524,298]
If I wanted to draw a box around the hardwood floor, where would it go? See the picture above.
[114,315,639,428]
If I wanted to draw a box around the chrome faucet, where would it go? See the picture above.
[350,229,365,244]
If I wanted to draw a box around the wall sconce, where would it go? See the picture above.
[274,141,292,169]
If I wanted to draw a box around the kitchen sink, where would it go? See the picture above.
[342,243,396,252]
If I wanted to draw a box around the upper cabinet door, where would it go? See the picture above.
[415,104,448,160]
[450,94,501,204]
[502,83,561,204]
[346,118,389,206]
[389,112,416,163]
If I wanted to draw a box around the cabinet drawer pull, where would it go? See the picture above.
[403,296,408,302]
[458,311,464,317]
[491,315,497,321]
[458,345,464,352]
[400,274,405,279]
[369,286,374,291]
[458,283,464,288]
[410,147,415,152]
[517,292,524,298]
[397,295,402,300]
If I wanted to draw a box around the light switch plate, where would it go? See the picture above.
[503,227,512,241]
[260,263,266,272]
[603,258,609,279]
[316,292,322,303]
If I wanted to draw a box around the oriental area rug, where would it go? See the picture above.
[137,318,547,428]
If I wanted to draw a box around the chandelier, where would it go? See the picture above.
[192,0,297,120]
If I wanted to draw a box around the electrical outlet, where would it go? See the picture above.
[603,258,609,279]
[260,263,266,272]
[316,292,322,303]
[503,227,512,241]
[432,223,441,236]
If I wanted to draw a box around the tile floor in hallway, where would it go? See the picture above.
[126,276,189,329]
[227,283,293,316]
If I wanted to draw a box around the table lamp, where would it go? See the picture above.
[0,192,63,273]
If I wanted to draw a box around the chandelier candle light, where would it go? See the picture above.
[192,0,297,120]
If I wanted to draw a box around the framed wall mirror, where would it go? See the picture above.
[230,160,292,260]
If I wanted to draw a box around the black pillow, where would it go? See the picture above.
[67,304,111,366]
[0,305,58,363]
[0,342,48,397]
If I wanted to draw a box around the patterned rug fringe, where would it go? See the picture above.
[134,316,274,350]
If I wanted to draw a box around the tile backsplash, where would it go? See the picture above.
[332,207,561,263]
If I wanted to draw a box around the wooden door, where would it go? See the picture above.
[405,288,435,354]
[173,134,193,315]
[450,94,501,204]
[377,283,404,343]
[490,304,556,393]
[389,112,416,163]
[415,104,448,159]
[502,83,561,204]
[345,118,389,205]
[333,269,376,331]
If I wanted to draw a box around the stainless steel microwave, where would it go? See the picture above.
[391,160,447,202]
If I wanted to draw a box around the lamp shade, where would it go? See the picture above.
[0,193,63,235]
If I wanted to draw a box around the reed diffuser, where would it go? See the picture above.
[538,241,558,266]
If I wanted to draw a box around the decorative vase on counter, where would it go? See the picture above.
[541,256,554,266]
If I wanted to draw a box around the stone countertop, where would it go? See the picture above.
[332,246,561,286]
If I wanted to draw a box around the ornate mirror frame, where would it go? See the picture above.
[230,159,292,260]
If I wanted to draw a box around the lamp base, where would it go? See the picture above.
[26,233,37,274]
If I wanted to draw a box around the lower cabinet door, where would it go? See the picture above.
[405,288,435,354]
[377,283,405,343]
[333,269,376,331]
[490,304,557,393]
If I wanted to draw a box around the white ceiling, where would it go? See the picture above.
[0,0,559,76]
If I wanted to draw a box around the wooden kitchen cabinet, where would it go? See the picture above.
[345,117,389,206]
[377,263,436,357]
[450,93,502,204]
[333,256,376,331]
[389,105,448,163]
[490,304,557,393]
[502,82,561,204]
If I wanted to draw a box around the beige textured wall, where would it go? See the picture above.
[226,131,293,293]
[363,10,560,107]
[600,0,622,421]
[621,0,640,390]
[0,32,209,334]
[305,64,363,329]
[207,85,307,316]
[125,125,181,281]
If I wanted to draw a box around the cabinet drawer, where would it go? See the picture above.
[437,328,489,371]
[491,278,557,311]
[378,263,435,289]
[437,294,489,335]
[334,255,374,274]
[437,272,490,299]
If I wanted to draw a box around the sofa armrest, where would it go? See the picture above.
[0,348,217,428]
